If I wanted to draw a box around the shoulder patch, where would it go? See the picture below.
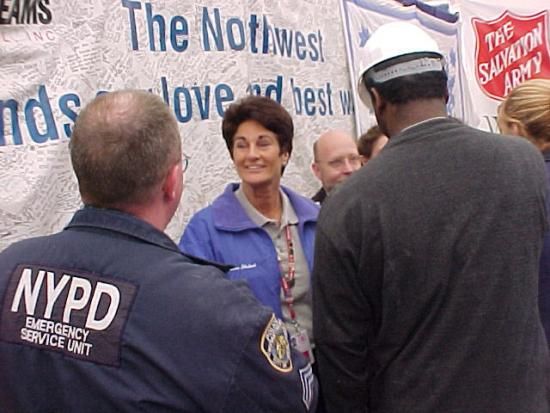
[260,314,293,373]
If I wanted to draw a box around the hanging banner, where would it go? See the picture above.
[458,0,550,132]
[339,0,464,135]
[0,0,355,251]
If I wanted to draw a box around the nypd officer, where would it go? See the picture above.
[0,90,317,412]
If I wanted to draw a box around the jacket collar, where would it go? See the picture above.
[65,206,232,271]
[65,206,179,252]
[211,183,318,231]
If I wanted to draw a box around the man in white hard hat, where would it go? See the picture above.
[312,21,549,412]
[311,129,362,204]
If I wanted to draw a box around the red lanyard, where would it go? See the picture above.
[280,225,297,322]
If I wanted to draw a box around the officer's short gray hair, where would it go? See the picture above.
[70,90,181,207]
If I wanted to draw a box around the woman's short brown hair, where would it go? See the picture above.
[222,95,294,158]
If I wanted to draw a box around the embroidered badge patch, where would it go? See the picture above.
[299,363,315,410]
[260,315,292,372]
[0,264,137,367]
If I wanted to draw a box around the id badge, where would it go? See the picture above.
[290,327,315,364]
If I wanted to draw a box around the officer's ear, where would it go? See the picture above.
[162,160,183,202]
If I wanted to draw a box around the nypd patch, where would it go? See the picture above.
[260,315,292,372]
[0,264,137,367]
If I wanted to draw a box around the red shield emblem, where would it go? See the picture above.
[472,10,550,100]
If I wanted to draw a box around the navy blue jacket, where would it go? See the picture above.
[0,207,317,412]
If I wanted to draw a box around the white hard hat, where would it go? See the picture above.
[357,21,443,109]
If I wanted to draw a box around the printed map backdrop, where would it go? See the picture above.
[0,0,356,251]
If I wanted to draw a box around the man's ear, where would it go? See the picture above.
[370,88,383,112]
[162,162,181,202]
[311,162,321,181]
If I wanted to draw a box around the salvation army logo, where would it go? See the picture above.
[472,10,550,100]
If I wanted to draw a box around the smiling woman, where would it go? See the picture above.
[231,120,289,190]
[178,95,319,363]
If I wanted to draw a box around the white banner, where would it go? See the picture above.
[0,0,355,251]
[457,0,550,131]
[340,0,465,135]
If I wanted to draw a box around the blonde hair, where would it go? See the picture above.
[500,78,550,148]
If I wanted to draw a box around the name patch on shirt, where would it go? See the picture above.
[0,264,137,366]
[228,263,257,272]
